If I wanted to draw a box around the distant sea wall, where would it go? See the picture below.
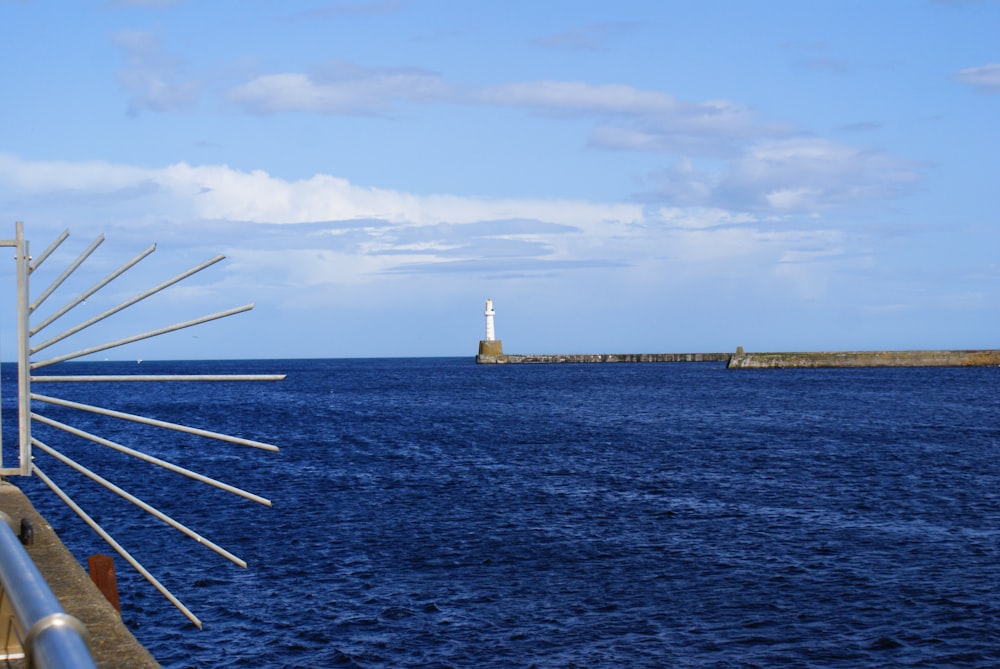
[475,352,730,364]
[476,348,1000,368]
[726,349,1000,369]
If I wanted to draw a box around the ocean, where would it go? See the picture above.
[7,358,1000,668]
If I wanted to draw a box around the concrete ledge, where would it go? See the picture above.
[0,481,160,669]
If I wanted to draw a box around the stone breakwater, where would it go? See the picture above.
[476,349,1000,368]
[726,349,1000,369]
[476,352,731,364]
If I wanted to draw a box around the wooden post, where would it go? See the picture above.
[88,554,121,614]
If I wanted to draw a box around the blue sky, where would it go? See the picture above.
[0,0,997,360]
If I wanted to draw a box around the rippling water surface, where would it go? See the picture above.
[9,358,1000,667]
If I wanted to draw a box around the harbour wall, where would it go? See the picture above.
[476,352,731,364]
[726,348,1000,369]
[477,348,1000,368]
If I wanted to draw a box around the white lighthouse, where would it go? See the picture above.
[484,299,496,341]
[477,299,504,360]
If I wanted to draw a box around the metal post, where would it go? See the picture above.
[0,227,22,474]
[15,222,32,476]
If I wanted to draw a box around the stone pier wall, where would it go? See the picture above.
[476,352,730,364]
[476,348,1000,368]
[726,349,1000,369]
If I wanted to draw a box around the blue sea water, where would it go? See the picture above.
[6,358,1000,668]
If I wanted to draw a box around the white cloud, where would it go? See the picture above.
[0,147,907,322]
[728,138,920,210]
[0,154,848,300]
[473,81,785,155]
[956,63,1000,92]
[647,138,920,213]
[0,153,155,191]
[152,162,641,228]
[226,66,782,156]
[227,62,448,115]
[227,66,771,144]
[0,153,639,230]
[655,206,758,230]
[0,154,877,361]
[221,63,924,216]
[473,81,681,116]
[765,188,823,211]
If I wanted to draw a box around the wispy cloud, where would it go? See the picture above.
[0,150,885,343]
[70,44,933,219]
[228,67,788,157]
[471,80,682,116]
[227,61,446,115]
[0,153,842,288]
[644,138,920,213]
[0,153,154,192]
[0,153,640,228]
[956,63,1000,92]
[470,80,779,155]
[113,30,201,115]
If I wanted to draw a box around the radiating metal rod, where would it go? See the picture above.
[32,393,280,452]
[31,413,272,506]
[32,374,286,382]
[32,465,203,629]
[30,234,104,314]
[31,303,254,369]
[31,243,156,337]
[33,438,248,568]
[30,254,226,354]
[27,228,69,273]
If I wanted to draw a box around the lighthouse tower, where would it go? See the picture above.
[484,299,496,341]
[477,298,504,360]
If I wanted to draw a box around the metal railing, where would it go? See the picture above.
[0,222,281,638]
[0,511,97,669]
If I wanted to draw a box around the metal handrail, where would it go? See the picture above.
[0,511,97,669]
